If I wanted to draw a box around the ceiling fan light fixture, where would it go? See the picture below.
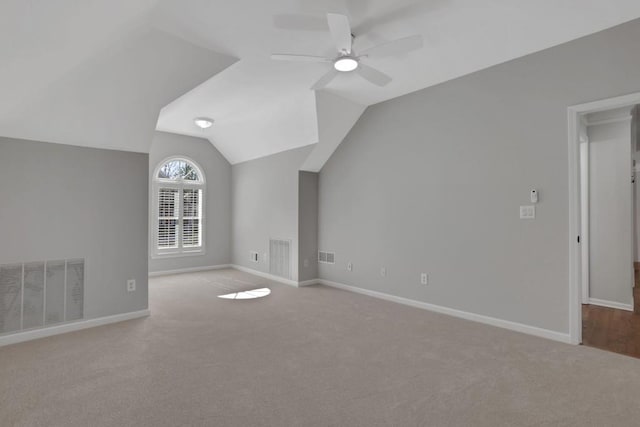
[334,56,358,72]
[194,117,214,129]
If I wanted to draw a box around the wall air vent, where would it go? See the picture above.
[0,258,84,336]
[318,251,335,264]
[269,239,291,280]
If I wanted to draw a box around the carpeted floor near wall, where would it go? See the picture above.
[1,268,640,426]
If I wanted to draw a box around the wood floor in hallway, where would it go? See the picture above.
[582,304,640,358]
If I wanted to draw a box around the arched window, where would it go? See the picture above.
[153,157,205,257]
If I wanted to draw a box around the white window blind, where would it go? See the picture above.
[182,188,202,248]
[158,188,179,249]
[153,158,205,257]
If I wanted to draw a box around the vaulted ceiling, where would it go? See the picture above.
[0,0,235,153]
[3,1,640,163]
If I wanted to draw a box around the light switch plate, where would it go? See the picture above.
[520,205,536,219]
[421,273,428,285]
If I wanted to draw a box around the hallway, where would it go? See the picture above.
[582,264,640,358]
[582,304,640,358]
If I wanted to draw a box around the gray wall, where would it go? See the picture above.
[587,121,634,306]
[298,171,319,282]
[0,137,148,319]
[232,145,314,281]
[318,18,640,334]
[149,131,231,273]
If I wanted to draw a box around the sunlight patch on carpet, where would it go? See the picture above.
[218,288,271,300]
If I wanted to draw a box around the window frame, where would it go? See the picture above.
[151,156,206,259]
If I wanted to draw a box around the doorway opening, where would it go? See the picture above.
[569,93,640,357]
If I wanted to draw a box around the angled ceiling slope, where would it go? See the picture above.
[156,59,320,164]
[4,0,640,160]
[0,0,236,153]
[152,0,640,165]
[300,92,366,172]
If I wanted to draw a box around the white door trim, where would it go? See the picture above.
[579,116,590,304]
[567,91,640,345]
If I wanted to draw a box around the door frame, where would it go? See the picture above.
[567,92,640,345]
[578,115,589,305]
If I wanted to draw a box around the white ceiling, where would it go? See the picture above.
[0,0,234,153]
[156,59,319,164]
[300,92,366,173]
[3,1,640,162]
[153,0,640,164]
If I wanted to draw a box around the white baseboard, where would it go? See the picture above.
[230,265,299,287]
[0,309,150,347]
[150,263,319,288]
[298,279,320,287]
[318,279,572,344]
[588,298,634,312]
[149,264,231,277]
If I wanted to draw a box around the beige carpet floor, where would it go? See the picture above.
[2,268,640,426]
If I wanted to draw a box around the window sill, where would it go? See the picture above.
[151,249,206,260]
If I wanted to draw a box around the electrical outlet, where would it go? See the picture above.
[347,262,353,272]
[381,267,387,277]
[127,279,136,292]
[421,273,428,285]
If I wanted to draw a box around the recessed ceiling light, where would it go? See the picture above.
[194,117,214,129]
[334,57,358,72]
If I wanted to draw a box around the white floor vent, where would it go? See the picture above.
[0,259,84,336]
[269,239,291,280]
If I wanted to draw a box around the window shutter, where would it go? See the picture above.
[158,188,179,249]
[154,157,205,257]
[182,188,202,248]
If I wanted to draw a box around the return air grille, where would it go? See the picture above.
[269,239,291,280]
[0,259,84,335]
[318,251,335,264]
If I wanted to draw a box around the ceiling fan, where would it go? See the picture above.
[271,13,423,90]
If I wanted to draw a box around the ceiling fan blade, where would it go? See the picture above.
[273,14,328,31]
[359,35,423,58]
[311,69,339,90]
[271,54,331,63]
[327,13,352,53]
[356,64,392,86]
